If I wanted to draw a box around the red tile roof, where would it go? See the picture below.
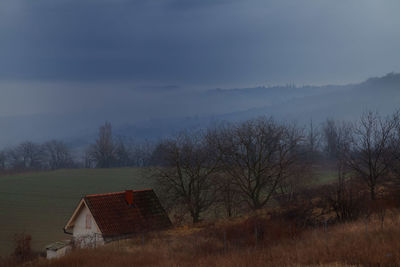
[84,189,171,237]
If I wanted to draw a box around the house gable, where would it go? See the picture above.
[64,199,102,237]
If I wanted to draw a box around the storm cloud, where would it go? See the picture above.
[1,0,400,87]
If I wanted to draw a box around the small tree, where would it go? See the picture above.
[305,119,322,164]
[12,232,32,263]
[216,118,303,210]
[132,141,154,167]
[7,141,44,170]
[325,121,364,221]
[0,151,6,170]
[114,137,132,167]
[347,112,397,200]
[323,118,339,159]
[154,131,219,223]
[388,111,400,183]
[214,173,241,217]
[43,140,74,169]
[88,122,116,168]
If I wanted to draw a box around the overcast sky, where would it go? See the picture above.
[1,0,400,117]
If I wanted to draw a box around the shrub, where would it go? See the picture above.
[12,232,33,263]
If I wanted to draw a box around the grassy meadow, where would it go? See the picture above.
[0,168,153,256]
[33,210,400,267]
[0,166,337,258]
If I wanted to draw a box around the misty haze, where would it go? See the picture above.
[1,0,400,266]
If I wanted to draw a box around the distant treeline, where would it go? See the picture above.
[83,122,155,168]
[0,140,76,171]
[1,111,399,174]
[0,123,156,172]
[3,111,400,225]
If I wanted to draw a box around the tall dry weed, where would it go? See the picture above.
[31,210,400,267]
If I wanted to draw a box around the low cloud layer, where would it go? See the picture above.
[1,0,400,89]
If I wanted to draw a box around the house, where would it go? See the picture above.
[47,189,171,258]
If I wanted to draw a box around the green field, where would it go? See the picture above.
[0,166,337,257]
[0,168,154,256]
[313,168,337,185]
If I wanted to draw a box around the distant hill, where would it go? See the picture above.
[110,73,400,143]
[0,73,399,149]
[220,73,400,123]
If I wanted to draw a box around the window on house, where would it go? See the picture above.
[86,214,92,229]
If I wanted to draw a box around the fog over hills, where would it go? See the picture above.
[2,0,400,150]
[0,73,399,148]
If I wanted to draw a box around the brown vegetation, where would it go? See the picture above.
[0,232,38,267]
[24,210,400,267]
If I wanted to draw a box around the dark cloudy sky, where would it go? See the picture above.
[1,0,400,117]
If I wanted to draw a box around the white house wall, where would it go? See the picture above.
[46,250,57,260]
[72,203,104,247]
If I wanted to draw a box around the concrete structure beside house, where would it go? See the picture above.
[62,189,171,249]
[46,240,71,259]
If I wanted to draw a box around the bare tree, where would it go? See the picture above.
[12,232,33,263]
[0,150,6,170]
[88,122,116,168]
[43,140,74,169]
[112,137,155,167]
[216,118,303,210]
[84,148,95,168]
[387,111,400,179]
[335,121,353,188]
[305,119,321,163]
[132,141,155,167]
[214,173,239,217]
[323,118,339,159]
[276,160,313,205]
[327,121,363,221]
[7,141,44,170]
[114,137,132,167]
[275,120,320,204]
[347,112,397,200]
[155,131,220,223]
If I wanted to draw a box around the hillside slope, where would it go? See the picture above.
[0,168,152,256]
[29,210,400,267]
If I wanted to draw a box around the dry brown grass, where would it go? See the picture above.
[25,210,400,267]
